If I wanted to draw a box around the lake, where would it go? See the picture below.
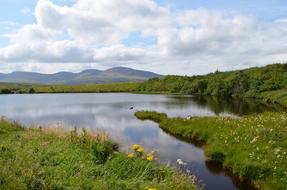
[0,93,281,190]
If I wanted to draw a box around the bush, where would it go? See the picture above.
[92,141,117,164]
[29,88,35,93]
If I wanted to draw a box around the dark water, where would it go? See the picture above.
[0,93,281,190]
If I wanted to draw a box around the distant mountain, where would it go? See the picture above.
[0,67,162,84]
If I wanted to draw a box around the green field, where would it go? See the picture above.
[0,118,196,190]
[0,82,142,94]
[135,111,287,190]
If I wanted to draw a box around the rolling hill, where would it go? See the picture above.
[0,67,162,84]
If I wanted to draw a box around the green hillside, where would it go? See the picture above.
[137,63,287,107]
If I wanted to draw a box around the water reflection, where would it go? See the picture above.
[0,93,279,190]
[168,95,284,116]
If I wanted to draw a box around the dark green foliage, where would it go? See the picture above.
[92,141,117,164]
[0,89,11,94]
[29,88,35,93]
[208,151,226,164]
[196,80,208,94]
[137,63,287,106]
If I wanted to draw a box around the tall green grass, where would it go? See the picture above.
[135,111,287,190]
[0,118,196,190]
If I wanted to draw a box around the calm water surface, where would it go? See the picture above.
[0,93,280,190]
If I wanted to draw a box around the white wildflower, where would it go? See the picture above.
[176,159,187,166]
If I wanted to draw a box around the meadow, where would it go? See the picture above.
[0,82,141,94]
[0,118,196,190]
[135,111,287,190]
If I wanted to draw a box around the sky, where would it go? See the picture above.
[0,0,287,75]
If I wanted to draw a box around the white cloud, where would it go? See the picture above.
[34,0,171,45]
[94,45,147,62]
[0,0,287,75]
[0,40,94,63]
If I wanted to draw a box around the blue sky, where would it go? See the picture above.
[0,0,287,74]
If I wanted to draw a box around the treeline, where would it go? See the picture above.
[137,63,287,98]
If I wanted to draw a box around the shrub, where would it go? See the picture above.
[29,88,35,93]
[92,141,117,164]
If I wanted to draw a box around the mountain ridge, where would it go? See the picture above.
[0,67,162,84]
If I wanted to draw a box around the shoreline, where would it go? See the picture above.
[135,110,287,190]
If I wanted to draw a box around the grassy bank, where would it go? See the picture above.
[258,89,287,107]
[0,82,141,94]
[135,111,287,190]
[0,118,196,190]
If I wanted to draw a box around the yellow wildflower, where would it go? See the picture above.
[147,155,154,161]
[137,147,144,153]
[128,153,134,158]
[147,188,157,190]
[132,144,140,150]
